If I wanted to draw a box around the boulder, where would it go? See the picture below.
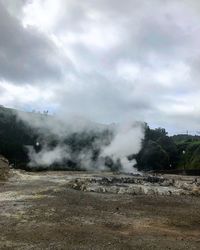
[0,155,9,180]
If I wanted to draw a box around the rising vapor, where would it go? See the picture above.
[17,110,144,172]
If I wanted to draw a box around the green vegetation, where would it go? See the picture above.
[0,107,37,166]
[136,124,200,171]
[174,139,200,170]
[0,106,200,171]
[136,125,177,170]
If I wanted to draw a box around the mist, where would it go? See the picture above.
[26,144,70,167]
[17,110,144,173]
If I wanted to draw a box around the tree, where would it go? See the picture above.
[137,140,169,171]
[144,124,167,142]
[157,136,178,168]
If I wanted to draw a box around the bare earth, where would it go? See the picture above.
[0,171,200,250]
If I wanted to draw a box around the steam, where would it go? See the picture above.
[17,110,105,138]
[101,122,144,173]
[26,145,70,167]
[17,110,144,173]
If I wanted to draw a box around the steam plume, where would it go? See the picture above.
[17,110,144,172]
[101,122,144,173]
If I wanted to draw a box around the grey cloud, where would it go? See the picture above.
[0,2,69,84]
[0,0,26,18]
[55,71,155,123]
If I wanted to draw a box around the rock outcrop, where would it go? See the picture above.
[0,155,9,180]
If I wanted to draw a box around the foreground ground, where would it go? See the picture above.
[0,171,200,250]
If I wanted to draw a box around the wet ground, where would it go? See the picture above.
[0,171,200,249]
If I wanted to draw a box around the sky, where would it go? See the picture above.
[0,0,200,134]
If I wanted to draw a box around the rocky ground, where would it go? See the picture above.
[0,170,200,249]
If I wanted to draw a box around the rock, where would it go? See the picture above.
[67,174,200,196]
[195,178,200,186]
[191,187,200,196]
[0,155,10,181]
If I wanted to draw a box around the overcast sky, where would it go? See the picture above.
[0,0,200,134]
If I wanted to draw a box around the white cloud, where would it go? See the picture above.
[0,80,56,111]
[22,0,61,31]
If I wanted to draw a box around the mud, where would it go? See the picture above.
[0,170,200,249]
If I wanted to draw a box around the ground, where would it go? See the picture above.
[0,171,200,250]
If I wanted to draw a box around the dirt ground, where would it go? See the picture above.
[0,171,200,250]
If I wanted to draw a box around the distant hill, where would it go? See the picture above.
[172,134,200,143]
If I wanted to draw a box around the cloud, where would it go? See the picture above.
[0,1,70,84]
[0,0,200,133]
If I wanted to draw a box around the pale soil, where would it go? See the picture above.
[0,171,199,250]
